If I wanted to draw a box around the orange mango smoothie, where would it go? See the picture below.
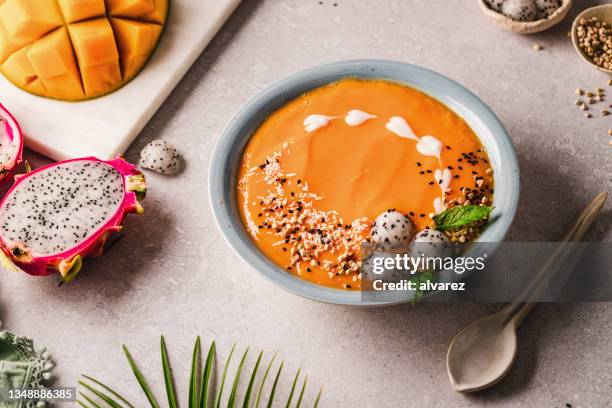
[237,79,493,290]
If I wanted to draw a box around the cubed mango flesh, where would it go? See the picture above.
[105,0,153,16]
[27,27,84,99]
[68,19,121,97]
[2,44,37,87]
[110,17,160,79]
[0,0,167,101]
[57,0,106,23]
[0,0,63,42]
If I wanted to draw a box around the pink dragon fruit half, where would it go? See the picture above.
[0,104,24,182]
[0,156,146,282]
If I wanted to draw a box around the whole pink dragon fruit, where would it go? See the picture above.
[0,156,146,282]
[0,104,24,182]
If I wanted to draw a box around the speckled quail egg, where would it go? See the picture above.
[484,0,504,12]
[501,0,538,22]
[533,0,561,18]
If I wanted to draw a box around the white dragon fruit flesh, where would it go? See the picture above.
[0,104,23,182]
[501,0,538,22]
[0,156,146,282]
[139,140,181,175]
[371,210,415,253]
[410,227,453,262]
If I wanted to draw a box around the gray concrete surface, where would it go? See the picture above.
[2,0,612,407]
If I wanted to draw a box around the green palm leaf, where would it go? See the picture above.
[190,337,202,408]
[241,351,262,408]
[123,345,161,408]
[255,353,277,408]
[228,347,249,407]
[161,336,178,408]
[314,388,323,407]
[215,342,236,408]
[295,376,308,408]
[199,341,216,408]
[78,381,124,408]
[81,375,135,408]
[78,391,102,408]
[285,368,301,408]
[78,338,322,408]
[266,361,283,408]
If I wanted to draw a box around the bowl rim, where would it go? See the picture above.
[208,59,520,306]
[571,4,612,75]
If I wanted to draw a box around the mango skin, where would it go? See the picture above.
[0,0,168,101]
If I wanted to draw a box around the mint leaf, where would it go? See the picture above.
[410,270,436,304]
[433,205,492,232]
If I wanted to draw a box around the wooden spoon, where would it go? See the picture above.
[446,192,608,393]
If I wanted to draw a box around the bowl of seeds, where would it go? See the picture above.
[479,0,573,34]
[572,5,612,74]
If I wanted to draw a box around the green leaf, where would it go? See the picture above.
[284,368,301,408]
[78,381,124,408]
[77,392,101,408]
[409,270,436,304]
[190,337,202,408]
[295,376,307,408]
[433,205,492,231]
[242,351,263,408]
[215,343,236,408]
[161,336,178,408]
[81,375,135,408]
[228,347,249,408]
[78,392,102,408]
[255,353,277,408]
[77,400,93,408]
[84,339,320,408]
[266,361,283,408]
[60,254,83,284]
[123,345,161,408]
[313,388,323,408]
[199,341,216,408]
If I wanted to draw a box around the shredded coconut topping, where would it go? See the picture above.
[239,149,372,280]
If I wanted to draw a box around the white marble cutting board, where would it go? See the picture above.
[0,0,241,161]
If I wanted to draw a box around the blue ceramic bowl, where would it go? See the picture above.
[209,60,520,306]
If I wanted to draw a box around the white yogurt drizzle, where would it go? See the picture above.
[434,168,452,213]
[303,114,337,132]
[301,112,452,215]
[345,110,376,126]
[385,116,450,214]
[385,116,419,141]
[304,109,377,132]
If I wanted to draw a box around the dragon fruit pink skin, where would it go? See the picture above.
[0,156,146,282]
[0,103,24,182]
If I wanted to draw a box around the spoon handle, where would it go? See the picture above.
[501,191,608,328]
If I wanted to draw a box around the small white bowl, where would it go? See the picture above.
[571,4,612,75]
[478,0,573,34]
